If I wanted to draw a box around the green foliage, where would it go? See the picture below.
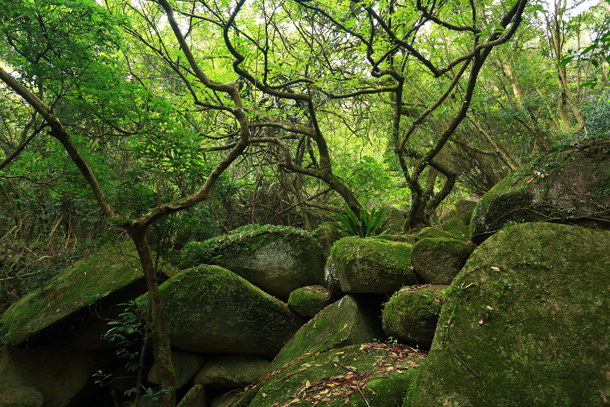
[581,90,610,141]
[95,300,156,402]
[335,206,388,238]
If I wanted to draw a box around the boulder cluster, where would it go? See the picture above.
[1,142,609,407]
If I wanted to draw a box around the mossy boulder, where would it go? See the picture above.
[0,241,172,347]
[287,285,333,318]
[0,346,98,407]
[471,143,610,243]
[415,227,454,240]
[233,344,426,407]
[410,222,610,406]
[411,238,474,284]
[181,225,325,299]
[143,265,304,357]
[194,355,270,388]
[370,234,417,244]
[331,237,415,294]
[382,285,447,349]
[268,295,385,372]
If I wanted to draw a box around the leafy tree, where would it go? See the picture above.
[1,0,252,404]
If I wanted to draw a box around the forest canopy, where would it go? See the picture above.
[1,0,608,237]
[1,0,609,404]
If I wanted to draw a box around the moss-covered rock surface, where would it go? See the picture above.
[181,225,325,299]
[410,222,610,406]
[382,284,447,349]
[144,265,304,357]
[287,285,333,318]
[331,237,415,294]
[411,238,473,284]
[0,242,161,346]
[471,142,610,243]
[194,355,270,388]
[416,227,454,240]
[234,343,426,407]
[268,295,385,372]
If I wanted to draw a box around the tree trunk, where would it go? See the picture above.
[127,224,176,407]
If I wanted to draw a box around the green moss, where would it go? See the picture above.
[0,241,159,345]
[445,225,471,239]
[369,234,417,244]
[268,295,384,372]
[332,237,415,293]
[411,238,473,285]
[140,265,304,357]
[179,225,325,299]
[382,285,447,349]
[181,224,319,267]
[287,286,332,318]
[412,222,610,406]
[236,344,425,407]
[416,227,454,240]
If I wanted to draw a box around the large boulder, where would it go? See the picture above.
[143,265,304,357]
[471,143,610,243]
[331,237,416,294]
[411,238,474,284]
[234,344,426,407]
[410,222,610,406]
[0,346,98,407]
[0,241,174,347]
[382,285,447,349]
[268,295,385,372]
[194,355,270,388]
[181,225,325,299]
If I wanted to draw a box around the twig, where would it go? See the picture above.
[0,265,53,281]
[333,361,359,373]
[357,386,372,407]
[445,321,480,377]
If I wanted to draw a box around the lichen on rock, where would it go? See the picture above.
[471,142,610,243]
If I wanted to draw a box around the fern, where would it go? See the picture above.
[335,206,388,238]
